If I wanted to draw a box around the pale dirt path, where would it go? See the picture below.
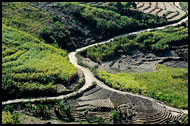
[2,8,188,115]
[175,2,181,8]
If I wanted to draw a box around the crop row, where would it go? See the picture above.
[135,2,186,22]
[2,25,77,100]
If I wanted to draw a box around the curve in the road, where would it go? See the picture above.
[2,3,188,116]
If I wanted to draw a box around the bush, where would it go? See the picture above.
[31,104,50,120]
[3,105,14,114]
[40,28,53,44]
[110,110,120,124]
[90,116,106,124]
[2,111,20,124]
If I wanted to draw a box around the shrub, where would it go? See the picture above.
[110,110,120,124]
[90,116,106,124]
[2,111,20,124]
[3,105,14,114]
[40,27,53,44]
[31,104,50,119]
[63,104,71,116]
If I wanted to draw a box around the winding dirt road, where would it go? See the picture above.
[2,2,188,115]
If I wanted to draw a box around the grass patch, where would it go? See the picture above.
[96,64,188,109]
[95,70,146,94]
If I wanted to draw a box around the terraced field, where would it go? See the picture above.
[81,2,187,23]
[2,24,78,100]
[67,84,186,124]
[135,2,187,22]
[2,2,188,124]
[3,13,188,124]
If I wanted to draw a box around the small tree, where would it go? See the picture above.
[110,109,120,124]
[123,2,136,9]
[63,104,71,116]
[83,109,90,123]
[83,109,88,116]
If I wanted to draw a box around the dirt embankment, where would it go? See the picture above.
[80,44,188,74]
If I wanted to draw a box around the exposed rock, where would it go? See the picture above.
[81,44,188,74]
[81,57,99,68]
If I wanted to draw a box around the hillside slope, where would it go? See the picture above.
[2,24,77,100]
[3,2,169,51]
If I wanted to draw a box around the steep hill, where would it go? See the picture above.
[3,2,169,51]
[2,24,77,100]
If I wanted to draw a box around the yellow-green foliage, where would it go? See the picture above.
[87,43,118,63]
[2,2,53,38]
[2,24,77,99]
[96,64,188,109]
[87,23,188,62]
[132,64,188,109]
[2,111,16,124]
[96,70,146,93]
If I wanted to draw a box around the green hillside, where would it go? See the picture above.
[1,2,188,125]
[2,2,168,51]
[87,22,188,63]
[2,24,77,100]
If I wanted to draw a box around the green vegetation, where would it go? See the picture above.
[89,2,168,28]
[96,70,146,94]
[89,116,106,124]
[96,64,188,109]
[2,2,188,124]
[87,22,188,63]
[2,104,20,124]
[2,24,77,100]
[110,109,120,124]
[82,109,106,124]
[3,105,14,114]
[183,114,188,124]
[2,2,169,51]
[31,104,51,120]
[83,110,88,116]
[2,2,76,50]
[71,2,139,37]
[180,2,188,11]
[58,2,167,41]
[2,111,20,124]
[63,104,71,116]
[2,2,53,41]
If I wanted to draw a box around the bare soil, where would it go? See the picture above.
[81,45,188,74]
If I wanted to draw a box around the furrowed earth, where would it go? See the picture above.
[2,2,188,124]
